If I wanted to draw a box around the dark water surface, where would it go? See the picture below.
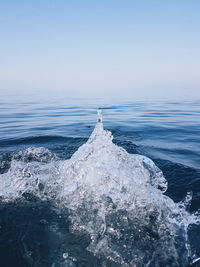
[0,96,200,266]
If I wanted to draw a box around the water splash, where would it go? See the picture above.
[0,110,199,266]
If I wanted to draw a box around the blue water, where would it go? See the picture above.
[0,96,200,266]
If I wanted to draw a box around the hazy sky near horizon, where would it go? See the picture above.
[0,0,200,100]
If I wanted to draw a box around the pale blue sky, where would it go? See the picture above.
[0,0,200,99]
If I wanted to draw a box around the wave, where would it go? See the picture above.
[0,110,199,266]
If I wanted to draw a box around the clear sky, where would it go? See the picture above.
[0,0,200,100]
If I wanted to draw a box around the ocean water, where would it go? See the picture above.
[0,97,200,267]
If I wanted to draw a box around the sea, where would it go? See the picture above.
[0,95,200,267]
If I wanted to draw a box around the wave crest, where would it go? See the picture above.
[0,111,199,266]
